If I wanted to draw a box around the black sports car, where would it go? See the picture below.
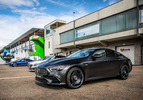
[35,48,132,89]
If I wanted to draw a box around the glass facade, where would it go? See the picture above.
[60,30,74,44]
[76,24,99,38]
[46,26,53,37]
[60,7,139,44]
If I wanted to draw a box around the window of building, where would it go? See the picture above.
[140,10,143,23]
[49,41,50,48]
[46,26,53,37]
[76,23,99,38]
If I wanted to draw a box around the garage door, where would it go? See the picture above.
[117,45,134,64]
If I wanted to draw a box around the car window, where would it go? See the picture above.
[93,50,106,57]
[115,52,125,58]
[26,59,30,61]
[106,50,116,57]
[55,56,65,58]
[45,56,54,61]
[67,49,95,58]
[21,59,25,61]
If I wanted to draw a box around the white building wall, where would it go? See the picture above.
[45,35,53,56]
[10,41,40,61]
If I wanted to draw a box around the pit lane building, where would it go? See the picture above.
[44,0,143,65]
[0,28,44,60]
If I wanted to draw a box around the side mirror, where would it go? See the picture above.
[92,54,101,61]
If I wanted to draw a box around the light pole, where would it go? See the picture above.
[73,11,76,47]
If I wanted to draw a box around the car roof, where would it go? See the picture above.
[82,48,114,51]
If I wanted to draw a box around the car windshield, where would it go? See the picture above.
[37,58,44,61]
[17,59,22,61]
[67,49,95,58]
[44,56,54,61]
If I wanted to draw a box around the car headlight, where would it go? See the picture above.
[34,63,37,66]
[49,65,66,71]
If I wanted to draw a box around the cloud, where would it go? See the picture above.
[46,0,68,7]
[0,0,40,8]
[109,0,118,5]
[0,7,88,49]
[12,9,46,16]
[39,7,47,10]
[103,0,107,2]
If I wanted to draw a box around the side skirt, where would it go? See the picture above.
[85,73,119,82]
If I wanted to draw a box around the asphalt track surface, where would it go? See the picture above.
[0,65,143,100]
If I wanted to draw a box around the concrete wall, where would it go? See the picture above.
[45,35,53,56]
[44,0,143,64]
[54,0,143,34]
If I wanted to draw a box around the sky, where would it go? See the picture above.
[0,0,120,50]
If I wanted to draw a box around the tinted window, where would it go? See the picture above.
[21,59,25,61]
[67,49,95,58]
[56,56,65,58]
[93,50,106,57]
[115,52,125,58]
[45,56,54,61]
[107,50,116,57]
[26,59,30,61]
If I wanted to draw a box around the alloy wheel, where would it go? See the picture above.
[67,67,84,89]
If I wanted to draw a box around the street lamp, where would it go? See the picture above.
[73,11,75,47]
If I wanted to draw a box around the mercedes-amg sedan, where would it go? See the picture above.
[35,48,132,89]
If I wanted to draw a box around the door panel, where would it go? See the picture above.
[88,49,111,78]
[107,57,122,75]
[17,59,25,66]
[89,57,110,77]
[106,50,122,74]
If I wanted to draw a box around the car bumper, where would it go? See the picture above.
[35,67,69,85]
[35,77,66,85]
[28,64,36,71]
[29,68,35,71]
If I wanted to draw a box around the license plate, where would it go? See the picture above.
[36,75,43,79]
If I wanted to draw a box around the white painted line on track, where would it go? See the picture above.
[0,69,29,72]
[0,76,35,80]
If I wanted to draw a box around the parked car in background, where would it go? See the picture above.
[35,48,132,89]
[9,58,33,67]
[28,55,65,71]
[7,59,19,65]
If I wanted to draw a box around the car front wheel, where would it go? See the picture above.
[13,63,17,67]
[66,67,84,89]
[120,65,129,80]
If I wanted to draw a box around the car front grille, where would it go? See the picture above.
[35,68,49,75]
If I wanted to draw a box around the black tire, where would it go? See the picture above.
[13,63,17,67]
[120,65,129,80]
[66,67,84,89]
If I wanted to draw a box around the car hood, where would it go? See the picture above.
[29,60,45,65]
[37,57,86,68]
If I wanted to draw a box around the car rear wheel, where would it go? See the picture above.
[13,63,17,67]
[120,65,129,80]
[66,67,84,89]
